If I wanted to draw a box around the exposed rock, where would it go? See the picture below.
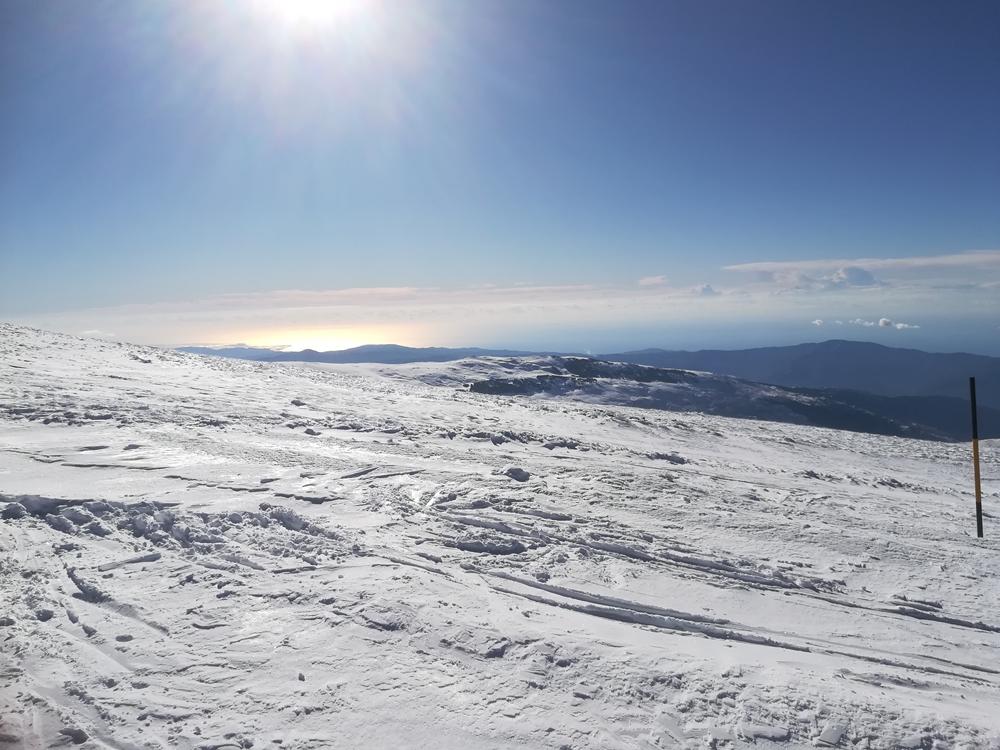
[504,467,530,482]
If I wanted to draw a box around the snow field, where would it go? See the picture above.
[1,324,999,749]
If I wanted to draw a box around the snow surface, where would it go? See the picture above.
[1,324,999,750]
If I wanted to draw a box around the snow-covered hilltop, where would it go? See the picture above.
[344,355,992,441]
[1,324,999,749]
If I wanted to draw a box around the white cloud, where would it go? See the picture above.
[851,318,919,330]
[823,266,881,289]
[80,329,116,338]
[725,263,886,294]
[724,250,1000,299]
[698,284,721,297]
[638,275,667,287]
[811,319,823,326]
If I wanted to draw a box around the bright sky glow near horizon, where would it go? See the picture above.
[1,1,999,354]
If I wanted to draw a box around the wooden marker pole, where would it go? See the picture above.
[971,377,983,538]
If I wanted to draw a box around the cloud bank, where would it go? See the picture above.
[725,250,1000,295]
[6,249,995,352]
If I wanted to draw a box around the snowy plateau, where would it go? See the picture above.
[1,324,999,750]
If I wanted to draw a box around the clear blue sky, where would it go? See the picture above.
[2,1,998,353]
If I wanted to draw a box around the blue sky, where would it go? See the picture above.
[2,0,998,353]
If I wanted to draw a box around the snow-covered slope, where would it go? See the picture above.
[306,356,990,441]
[1,324,999,750]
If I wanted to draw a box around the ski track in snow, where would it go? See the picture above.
[1,324,999,749]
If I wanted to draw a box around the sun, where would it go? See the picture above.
[253,0,371,30]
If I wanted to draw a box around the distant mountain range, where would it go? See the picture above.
[447,355,1000,442]
[602,340,1000,411]
[176,339,1000,436]
[176,346,289,360]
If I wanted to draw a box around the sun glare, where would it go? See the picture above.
[253,0,371,30]
[239,325,421,352]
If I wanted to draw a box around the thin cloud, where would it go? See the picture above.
[823,266,882,289]
[730,265,886,293]
[15,283,736,348]
[724,251,1000,303]
[726,249,1000,275]
[811,319,823,326]
[638,275,667,287]
[11,278,946,350]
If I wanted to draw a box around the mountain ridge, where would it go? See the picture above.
[602,339,1000,409]
[177,339,1000,410]
[399,354,1000,442]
